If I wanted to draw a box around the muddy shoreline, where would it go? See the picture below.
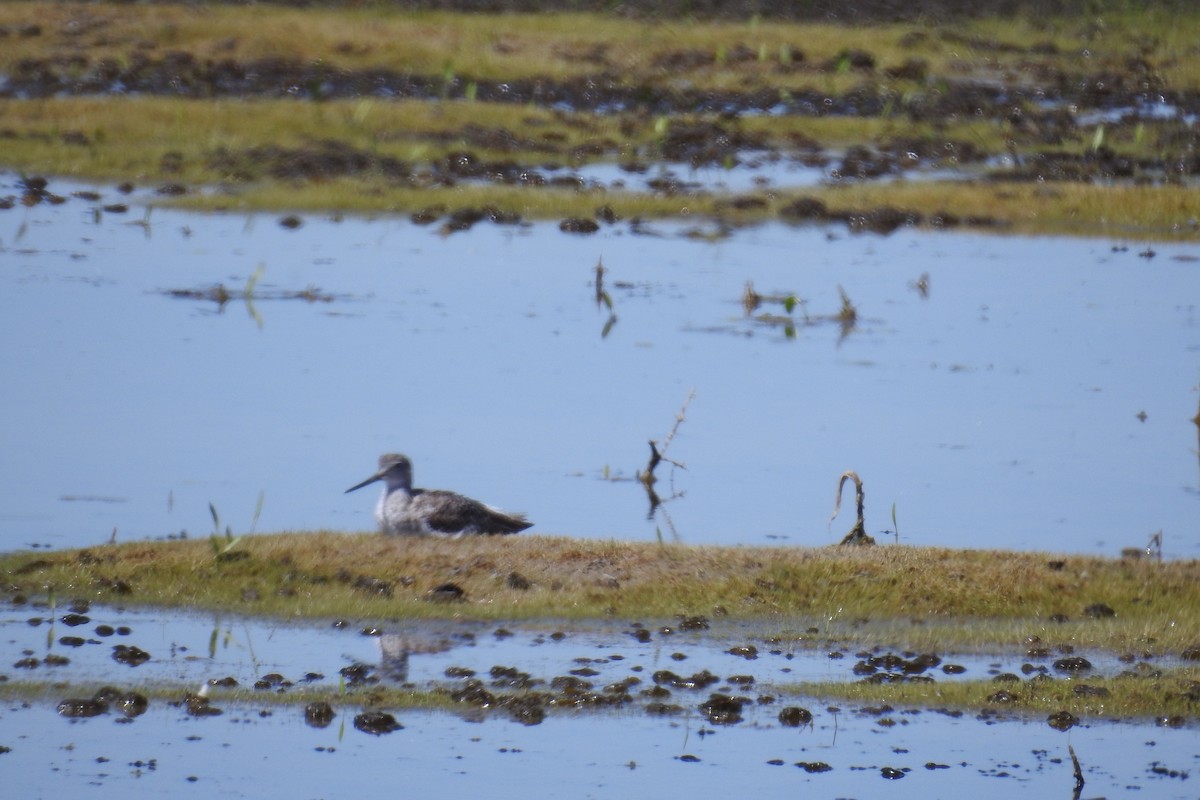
[121,0,1200,24]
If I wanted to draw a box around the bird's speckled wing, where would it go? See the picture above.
[413,489,530,535]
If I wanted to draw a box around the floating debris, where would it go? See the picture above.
[161,283,338,308]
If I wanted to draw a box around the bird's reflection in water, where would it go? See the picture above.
[376,629,464,683]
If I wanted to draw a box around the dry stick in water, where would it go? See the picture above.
[1069,745,1085,799]
[639,388,694,488]
[638,389,695,526]
[829,470,875,546]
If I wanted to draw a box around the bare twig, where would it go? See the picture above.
[659,387,695,457]
[640,388,694,484]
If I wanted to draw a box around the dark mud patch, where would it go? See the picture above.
[6,51,1194,126]
[204,139,598,208]
[56,687,148,720]
[990,147,1200,183]
[779,196,1005,234]
[353,710,402,734]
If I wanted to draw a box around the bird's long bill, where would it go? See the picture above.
[345,471,384,494]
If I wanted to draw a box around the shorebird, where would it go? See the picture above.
[345,453,532,536]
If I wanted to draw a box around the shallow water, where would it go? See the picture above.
[2,606,1197,799]
[2,697,1194,799]
[1,174,1198,556]
[4,696,1197,800]
[3,605,1154,692]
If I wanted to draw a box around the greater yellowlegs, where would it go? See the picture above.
[345,453,532,536]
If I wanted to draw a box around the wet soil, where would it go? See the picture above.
[3,4,1199,236]
[7,48,1193,131]
[151,0,1199,24]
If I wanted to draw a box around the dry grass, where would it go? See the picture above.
[0,5,947,86]
[2,4,1194,88]
[5,91,1197,236]
[0,96,628,182]
[4,534,1199,654]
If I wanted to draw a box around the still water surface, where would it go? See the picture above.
[4,697,1193,800]
[1,176,1197,555]
[3,606,1197,799]
[3,180,1199,796]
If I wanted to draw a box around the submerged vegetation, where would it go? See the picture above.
[1,1,1199,237]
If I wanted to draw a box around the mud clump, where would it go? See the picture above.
[1053,656,1093,673]
[442,676,555,725]
[559,217,599,234]
[111,644,151,667]
[699,692,749,725]
[208,141,411,183]
[354,710,402,735]
[254,672,294,691]
[1047,710,1079,731]
[658,120,764,167]
[448,677,497,706]
[490,665,540,690]
[652,668,720,690]
[57,698,108,718]
[504,696,546,725]
[339,663,380,688]
[843,207,923,235]
[780,198,972,235]
[174,692,222,717]
[778,706,813,726]
[853,652,942,682]
[779,197,830,221]
[796,761,833,773]
[304,701,336,728]
[988,689,1020,704]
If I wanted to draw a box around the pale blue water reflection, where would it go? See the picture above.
[1,177,1197,555]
